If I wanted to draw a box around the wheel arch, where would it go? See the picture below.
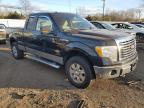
[64,43,97,78]
[9,36,17,46]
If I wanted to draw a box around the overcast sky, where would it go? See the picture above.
[1,0,143,12]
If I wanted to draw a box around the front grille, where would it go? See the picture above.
[119,38,136,61]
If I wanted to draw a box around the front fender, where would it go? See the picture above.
[65,42,103,66]
[65,42,96,56]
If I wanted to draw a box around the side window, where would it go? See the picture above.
[62,20,71,31]
[123,24,133,30]
[112,24,118,28]
[26,17,37,31]
[94,23,105,29]
[112,24,119,28]
[36,17,53,33]
[118,24,123,29]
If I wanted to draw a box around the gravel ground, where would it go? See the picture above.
[0,44,144,108]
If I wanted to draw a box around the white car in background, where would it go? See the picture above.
[111,22,144,43]
[134,24,144,29]
[0,24,6,43]
[91,21,136,36]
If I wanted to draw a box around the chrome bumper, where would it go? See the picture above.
[93,56,138,79]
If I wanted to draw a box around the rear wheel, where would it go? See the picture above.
[11,42,24,59]
[65,56,93,89]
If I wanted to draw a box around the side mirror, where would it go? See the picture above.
[40,26,49,35]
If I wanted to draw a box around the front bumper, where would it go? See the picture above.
[93,56,138,79]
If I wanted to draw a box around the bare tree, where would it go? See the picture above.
[19,0,32,15]
[135,9,142,20]
[0,0,2,12]
[76,7,87,17]
[102,0,106,20]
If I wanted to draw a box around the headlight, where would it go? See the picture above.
[95,46,118,62]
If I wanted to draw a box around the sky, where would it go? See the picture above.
[1,0,143,13]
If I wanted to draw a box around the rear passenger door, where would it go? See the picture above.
[23,16,44,53]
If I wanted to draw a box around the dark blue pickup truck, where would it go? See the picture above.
[9,12,138,88]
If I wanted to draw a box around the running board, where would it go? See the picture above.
[25,55,60,69]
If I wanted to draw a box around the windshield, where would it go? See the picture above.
[51,13,96,32]
[101,23,116,30]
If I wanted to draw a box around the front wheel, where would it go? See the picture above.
[65,56,93,89]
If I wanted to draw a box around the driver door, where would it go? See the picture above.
[35,16,63,64]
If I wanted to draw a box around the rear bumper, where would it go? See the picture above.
[93,56,138,79]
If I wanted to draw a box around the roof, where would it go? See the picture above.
[29,12,76,17]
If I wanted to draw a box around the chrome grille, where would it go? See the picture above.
[119,38,136,61]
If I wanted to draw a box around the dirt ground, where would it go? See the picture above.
[0,44,144,108]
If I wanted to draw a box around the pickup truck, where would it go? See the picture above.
[9,12,138,89]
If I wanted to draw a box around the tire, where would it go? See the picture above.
[65,56,93,89]
[11,42,24,59]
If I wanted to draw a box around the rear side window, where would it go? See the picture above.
[112,24,122,28]
[26,17,37,31]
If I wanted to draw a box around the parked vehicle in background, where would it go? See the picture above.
[132,24,144,29]
[111,22,144,44]
[0,19,25,42]
[91,21,136,36]
[0,19,25,28]
[9,12,138,88]
[131,22,144,26]
[91,21,116,30]
[0,24,6,43]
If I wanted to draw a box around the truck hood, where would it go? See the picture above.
[72,29,133,40]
